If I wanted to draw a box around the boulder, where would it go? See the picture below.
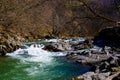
[74,71,120,80]
[71,39,93,50]
[0,31,24,56]
[74,72,111,80]
[66,50,111,65]
[44,41,72,52]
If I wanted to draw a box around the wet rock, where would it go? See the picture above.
[112,73,120,80]
[0,42,20,56]
[84,39,93,48]
[0,31,25,56]
[103,46,112,55]
[74,72,111,80]
[68,45,120,80]
[75,71,120,80]
[44,41,72,52]
[63,36,120,80]
[71,39,93,50]
[90,56,120,72]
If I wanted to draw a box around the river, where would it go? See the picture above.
[0,39,90,80]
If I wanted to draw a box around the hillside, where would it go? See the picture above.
[0,0,120,38]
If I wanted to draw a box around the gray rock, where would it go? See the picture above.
[76,72,112,80]
[70,39,93,50]
[66,51,111,64]
[44,41,72,51]
[0,32,24,56]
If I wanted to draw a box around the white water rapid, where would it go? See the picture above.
[7,44,54,63]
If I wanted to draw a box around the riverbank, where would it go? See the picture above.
[0,30,25,56]
[0,28,43,56]
[0,27,120,80]
[0,41,91,80]
[44,38,120,80]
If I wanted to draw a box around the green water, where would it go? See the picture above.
[0,56,90,80]
[0,39,90,80]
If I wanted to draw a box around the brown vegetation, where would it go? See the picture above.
[0,0,120,38]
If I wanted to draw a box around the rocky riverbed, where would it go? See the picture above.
[44,38,120,80]
[0,28,120,80]
[70,50,120,80]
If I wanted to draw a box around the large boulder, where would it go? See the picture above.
[73,71,120,80]
[71,39,93,50]
[0,31,25,56]
[0,42,19,56]
[44,41,72,52]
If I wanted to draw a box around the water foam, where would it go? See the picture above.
[7,44,52,63]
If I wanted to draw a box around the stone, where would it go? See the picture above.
[44,41,72,52]
[71,39,93,50]
[77,72,95,80]
[0,31,25,56]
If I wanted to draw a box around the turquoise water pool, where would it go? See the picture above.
[0,39,90,80]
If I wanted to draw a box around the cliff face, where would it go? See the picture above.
[0,0,120,38]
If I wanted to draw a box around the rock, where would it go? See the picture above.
[106,56,120,67]
[112,47,120,52]
[65,36,120,80]
[112,67,120,72]
[75,72,111,80]
[103,46,112,55]
[44,35,56,39]
[112,72,120,80]
[84,39,93,48]
[0,31,25,56]
[77,72,95,80]
[0,42,20,56]
[44,41,72,52]
[107,72,120,80]
[75,71,114,80]
[66,50,111,65]
[71,39,93,50]
[69,46,120,80]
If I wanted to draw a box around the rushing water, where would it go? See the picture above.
[0,39,90,80]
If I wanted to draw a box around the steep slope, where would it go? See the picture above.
[0,0,120,38]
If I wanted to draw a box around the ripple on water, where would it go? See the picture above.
[2,43,90,80]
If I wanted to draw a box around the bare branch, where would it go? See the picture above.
[81,1,117,22]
